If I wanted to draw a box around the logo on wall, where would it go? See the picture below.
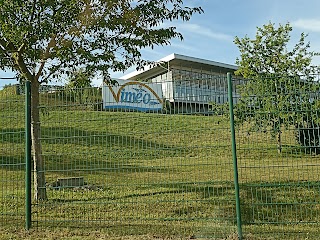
[102,79,163,111]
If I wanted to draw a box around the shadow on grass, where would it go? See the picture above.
[0,126,191,171]
[0,155,25,170]
[45,180,320,227]
[46,181,238,225]
[281,144,320,156]
[240,181,320,225]
[0,128,25,144]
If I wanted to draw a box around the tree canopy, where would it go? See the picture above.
[234,22,318,78]
[0,0,203,201]
[0,0,203,83]
[234,22,320,153]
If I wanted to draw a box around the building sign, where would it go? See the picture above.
[102,79,163,111]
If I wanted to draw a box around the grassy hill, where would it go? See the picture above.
[1,88,320,239]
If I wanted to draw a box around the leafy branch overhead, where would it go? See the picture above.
[234,22,320,153]
[0,0,203,83]
[0,0,203,201]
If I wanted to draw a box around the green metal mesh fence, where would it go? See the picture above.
[30,78,238,238]
[3,73,320,239]
[233,74,320,239]
[0,84,26,228]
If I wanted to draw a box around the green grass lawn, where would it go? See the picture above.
[1,90,320,239]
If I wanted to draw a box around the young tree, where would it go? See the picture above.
[0,0,203,200]
[234,22,319,153]
[66,69,92,104]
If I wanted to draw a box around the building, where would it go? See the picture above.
[120,53,238,113]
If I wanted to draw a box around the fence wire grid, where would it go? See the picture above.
[234,74,320,239]
[1,73,320,239]
[0,84,26,228]
[34,77,237,239]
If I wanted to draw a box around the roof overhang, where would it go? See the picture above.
[120,53,238,81]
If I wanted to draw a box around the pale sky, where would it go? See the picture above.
[1,0,320,88]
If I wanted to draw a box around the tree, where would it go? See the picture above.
[0,0,203,200]
[234,22,319,154]
[66,69,92,104]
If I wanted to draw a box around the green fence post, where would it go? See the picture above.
[227,73,242,240]
[25,81,32,230]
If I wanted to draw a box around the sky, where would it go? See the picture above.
[1,0,320,88]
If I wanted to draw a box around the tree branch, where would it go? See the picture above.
[0,38,15,52]
[35,35,57,82]
[18,42,26,53]
[0,38,33,80]
[0,43,11,58]
[29,0,37,23]
[40,59,67,83]
[13,54,34,81]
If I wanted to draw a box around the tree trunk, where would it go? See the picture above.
[277,131,282,154]
[31,81,47,201]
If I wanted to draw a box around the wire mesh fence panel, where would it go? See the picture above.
[31,77,238,238]
[233,74,320,239]
[0,84,26,228]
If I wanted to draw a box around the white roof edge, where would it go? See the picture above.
[158,53,176,62]
[119,69,144,80]
[171,53,238,70]
[119,64,157,80]
[120,53,237,80]
[120,54,175,80]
